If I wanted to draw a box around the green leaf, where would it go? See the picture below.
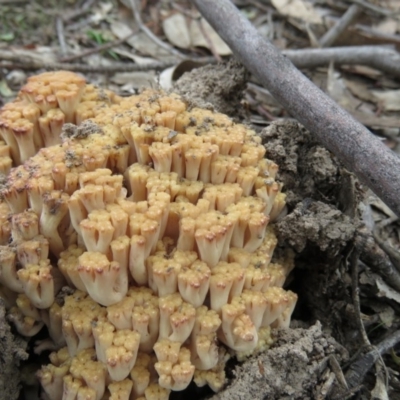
[0,32,15,42]
[0,80,14,98]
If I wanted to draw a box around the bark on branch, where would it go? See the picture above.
[190,0,400,217]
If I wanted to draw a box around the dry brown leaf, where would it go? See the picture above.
[271,0,322,24]
[162,13,191,49]
[112,48,157,65]
[111,72,156,91]
[110,22,172,59]
[376,274,400,303]
[345,79,378,104]
[189,18,232,55]
[371,371,389,400]
[373,18,398,35]
[371,89,400,111]
[326,63,355,109]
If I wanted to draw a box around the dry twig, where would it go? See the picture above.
[283,46,400,77]
[320,5,361,47]
[59,31,138,63]
[354,24,400,44]
[350,0,400,17]
[373,230,400,273]
[342,247,389,395]
[350,248,371,347]
[56,17,68,56]
[355,227,400,291]
[0,49,215,72]
[0,60,176,73]
[190,0,400,217]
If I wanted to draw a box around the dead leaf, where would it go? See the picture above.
[162,13,191,49]
[326,63,350,108]
[371,89,400,111]
[375,274,400,304]
[351,110,400,129]
[340,65,382,80]
[110,22,172,59]
[189,19,232,55]
[110,21,136,46]
[159,66,176,90]
[345,79,378,104]
[91,2,113,24]
[371,370,389,400]
[111,72,156,91]
[271,0,322,24]
[0,80,14,98]
[373,18,398,35]
[112,48,157,65]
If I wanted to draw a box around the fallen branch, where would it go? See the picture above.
[284,46,400,77]
[1,46,399,76]
[0,60,178,73]
[190,0,400,217]
[0,49,215,72]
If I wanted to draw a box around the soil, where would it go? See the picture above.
[209,322,348,400]
[0,299,28,400]
[173,58,248,118]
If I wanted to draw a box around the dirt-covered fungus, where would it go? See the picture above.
[0,71,297,400]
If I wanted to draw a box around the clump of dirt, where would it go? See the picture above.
[211,322,348,400]
[277,200,356,256]
[0,299,28,400]
[259,118,361,333]
[260,120,346,208]
[173,58,248,117]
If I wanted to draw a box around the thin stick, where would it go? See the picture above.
[0,60,178,73]
[351,0,400,16]
[59,31,138,63]
[127,0,186,59]
[354,24,400,44]
[282,46,400,77]
[320,5,361,47]
[56,17,68,56]
[355,227,400,291]
[350,248,371,346]
[190,0,400,217]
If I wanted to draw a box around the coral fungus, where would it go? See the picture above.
[0,71,297,399]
